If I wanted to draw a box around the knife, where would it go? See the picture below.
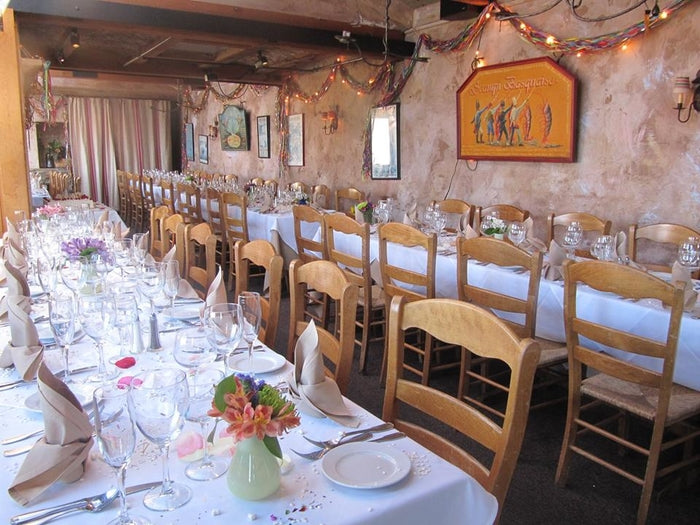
[10,481,161,525]
[0,366,97,391]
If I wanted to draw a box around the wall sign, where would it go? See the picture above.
[457,57,577,162]
[219,105,249,151]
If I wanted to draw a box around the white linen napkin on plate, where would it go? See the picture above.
[205,267,227,308]
[543,240,566,281]
[0,260,32,319]
[287,320,359,427]
[162,246,199,299]
[0,296,44,379]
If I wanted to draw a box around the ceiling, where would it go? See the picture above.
[10,0,485,96]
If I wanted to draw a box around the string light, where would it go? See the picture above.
[546,35,556,45]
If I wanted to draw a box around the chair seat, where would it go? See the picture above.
[581,373,700,425]
[358,284,385,309]
[533,337,568,367]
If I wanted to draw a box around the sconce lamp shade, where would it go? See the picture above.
[673,77,691,108]
[70,29,80,49]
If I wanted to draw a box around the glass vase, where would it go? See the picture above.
[227,437,281,500]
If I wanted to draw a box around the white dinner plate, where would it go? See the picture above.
[226,351,286,374]
[321,442,411,489]
[162,304,203,321]
[24,386,93,412]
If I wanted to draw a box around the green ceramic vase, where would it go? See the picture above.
[227,437,281,500]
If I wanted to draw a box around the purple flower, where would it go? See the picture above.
[61,237,113,264]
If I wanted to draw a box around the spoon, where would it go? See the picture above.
[292,431,406,461]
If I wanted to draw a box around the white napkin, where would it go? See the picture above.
[162,246,199,299]
[521,217,547,252]
[4,218,21,248]
[0,261,32,319]
[312,191,327,208]
[614,231,627,258]
[403,201,417,226]
[672,261,699,311]
[287,320,359,427]
[0,296,43,379]
[5,240,28,277]
[204,267,227,308]
[543,240,566,281]
[459,221,479,239]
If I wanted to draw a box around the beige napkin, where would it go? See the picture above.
[96,209,110,225]
[0,296,44,379]
[162,246,199,299]
[5,239,28,277]
[402,201,417,226]
[4,218,21,248]
[0,260,32,319]
[521,217,547,252]
[354,208,366,224]
[205,267,227,308]
[459,220,479,239]
[614,231,627,258]
[8,362,94,506]
[672,261,699,311]
[312,191,327,208]
[287,320,359,427]
[543,240,566,281]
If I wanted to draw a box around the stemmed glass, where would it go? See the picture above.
[112,239,134,277]
[508,221,527,247]
[678,237,700,270]
[48,293,76,385]
[79,293,118,382]
[110,293,139,362]
[128,368,192,511]
[590,235,615,261]
[173,326,217,371]
[238,292,262,373]
[184,367,227,480]
[93,384,151,525]
[131,233,148,266]
[162,260,181,310]
[138,262,165,316]
[59,256,89,301]
[36,256,58,298]
[562,221,583,259]
[203,303,243,367]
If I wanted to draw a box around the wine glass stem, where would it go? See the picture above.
[96,341,107,377]
[199,421,212,466]
[247,340,254,373]
[160,443,174,494]
[115,463,129,521]
[62,345,70,383]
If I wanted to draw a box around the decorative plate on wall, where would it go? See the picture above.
[219,105,250,151]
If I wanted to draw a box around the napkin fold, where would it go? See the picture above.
[5,239,28,277]
[402,201,417,226]
[162,245,199,299]
[8,362,94,506]
[521,217,547,252]
[543,240,566,281]
[459,219,479,240]
[312,191,327,208]
[672,261,699,311]
[0,296,43,378]
[287,320,359,427]
[0,260,32,319]
[4,218,21,248]
[205,267,227,308]
[615,231,627,258]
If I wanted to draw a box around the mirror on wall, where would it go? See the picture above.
[370,104,399,180]
[35,123,68,168]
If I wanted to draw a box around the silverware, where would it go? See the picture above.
[4,443,35,457]
[0,365,97,391]
[1,428,44,445]
[10,481,161,525]
[368,431,406,443]
[302,422,394,449]
[291,431,373,460]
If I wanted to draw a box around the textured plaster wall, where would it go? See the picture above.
[187,1,700,238]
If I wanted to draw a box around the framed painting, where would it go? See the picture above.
[184,122,195,161]
[370,104,400,179]
[287,113,304,166]
[198,135,208,164]
[457,57,577,162]
[219,105,249,151]
[257,115,270,158]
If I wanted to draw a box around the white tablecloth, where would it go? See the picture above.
[0,324,498,525]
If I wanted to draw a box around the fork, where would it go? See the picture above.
[292,431,406,460]
[302,422,394,449]
[291,431,373,460]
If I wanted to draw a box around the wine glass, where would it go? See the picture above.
[48,293,76,385]
[36,256,58,297]
[79,293,118,382]
[162,260,181,310]
[562,221,583,259]
[93,384,151,525]
[138,261,164,316]
[131,233,148,266]
[128,368,192,511]
[203,303,243,366]
[112,239,134,277]
[590,235,615,261]
[184,367,227,481]
[678,237,700,270]
[110,292,139,362]
[59,256,89,300]
[508,221,527,247]
[433,210,447,237]
[173,326,216,370]
[90,252,114,293]
[238,292,262,373]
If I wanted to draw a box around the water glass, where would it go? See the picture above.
[562,221,583,259]
[162,260,181,310]
[79,293,118,382]
[111,293,139,360]
[173,326,216,370]
[203,303,243,363]
[48,293,76,384]
[678,237,700,269]
[590,235,615,261]
[508,221,527,247]
[238,292,262,373]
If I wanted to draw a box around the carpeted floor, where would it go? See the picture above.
[272,295,700,525]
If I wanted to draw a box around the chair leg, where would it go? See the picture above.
[421,333,433,386]
[555,365,582,487]
[358,303,370,373]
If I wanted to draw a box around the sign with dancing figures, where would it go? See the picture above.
[457,57,577,162]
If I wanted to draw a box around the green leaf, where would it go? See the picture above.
[213,375,240,412]
[264,435,282,459]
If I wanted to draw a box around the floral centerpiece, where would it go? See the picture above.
[35,203,65,218]
[480,216,508,237]
[351,200,374,224]
[292,192,308,205]
[208,373,300,459]
[61,237,113,264]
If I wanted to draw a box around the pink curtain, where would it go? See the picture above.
[68,98,171,209]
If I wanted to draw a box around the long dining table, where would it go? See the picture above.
[328,228,700,391]
[0,286,499,524]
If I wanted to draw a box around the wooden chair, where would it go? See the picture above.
[377,222,458,385]
[555,260,700,525]
[141,173,157,219]
[182,222,217,299]
[432,198,475,232]
[234,240,283,349]
[474,204,530,234]
[382,296,540,523]
[148,205,170,261]
[287,259,359,394]
[160,213,185,273]
[547,211,611,257]
[250,177,264,187]
[335,187,365,214]
[263,179,278,194]
[456,236,567,416]
[292,204,329,327]
[116,170,131,222]
[203,186,227,273]
[324,212,386,373]
[289,181,310,194]
[126,171,146,231]
[159,178,176,214]
[311,184,331,209]
[628,223,700,278]
[176,182,203,224]
[220,191,249,289]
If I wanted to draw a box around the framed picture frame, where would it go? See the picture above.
[198,135,208,164]
[219,105,249,151]
[287,113,304,166]
[257,115,270,158]
[184,122,195,161]
[370,104,400,179]
[456,57,577,162]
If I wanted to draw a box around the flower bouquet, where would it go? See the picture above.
[61,237,113,264]
[208,373,300,459]
[35,203,65,218]
[480,216,508,238]
[351,201,374,224]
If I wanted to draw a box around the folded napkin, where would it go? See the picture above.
[8,362,94,506]
[543,240,566,281]
[5,239,28,277]
[312,191,327,208]
[287,320,359,427]
[0,296,43,378]
[205,267,227,308]
[0,260,32,319]
[459,219,479,240]
[95,211,129,239]
[672,261,699,311]
[96,209,110,225]
[4,218,21,248]
[614,231,627,258]
[402,201,418,226]
[521,217,547,252]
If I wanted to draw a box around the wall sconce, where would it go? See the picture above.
[209,120,219,139]
[673,72,700,123]
[70,29,80,49]
[321,106,338,135]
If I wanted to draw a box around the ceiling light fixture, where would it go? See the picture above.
[254,51,269,70]
[70,29,80,49]
[56,50,65,64]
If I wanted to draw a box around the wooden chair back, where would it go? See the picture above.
[289,181,310,194]
[176,182,203,224]
[335,187,365,214]
[382,296,540,521]
[292,204,326,263]
[159,178,176,214]
[183,222,217,298]
[288,259,359,394]
[475,204,530,233]
[432,198,474,231]
[234,240,283,348]
[628,222,700,277]
[149,205,171,260]
[263,179,278,194]
[141,173,157,213]
[125,171,145,230]
[161,213,185,272]
[311,184,331,208]
[116,170,130,219]
[220,191,249,245]
[547,212,612,257]
[250,177,264,186]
